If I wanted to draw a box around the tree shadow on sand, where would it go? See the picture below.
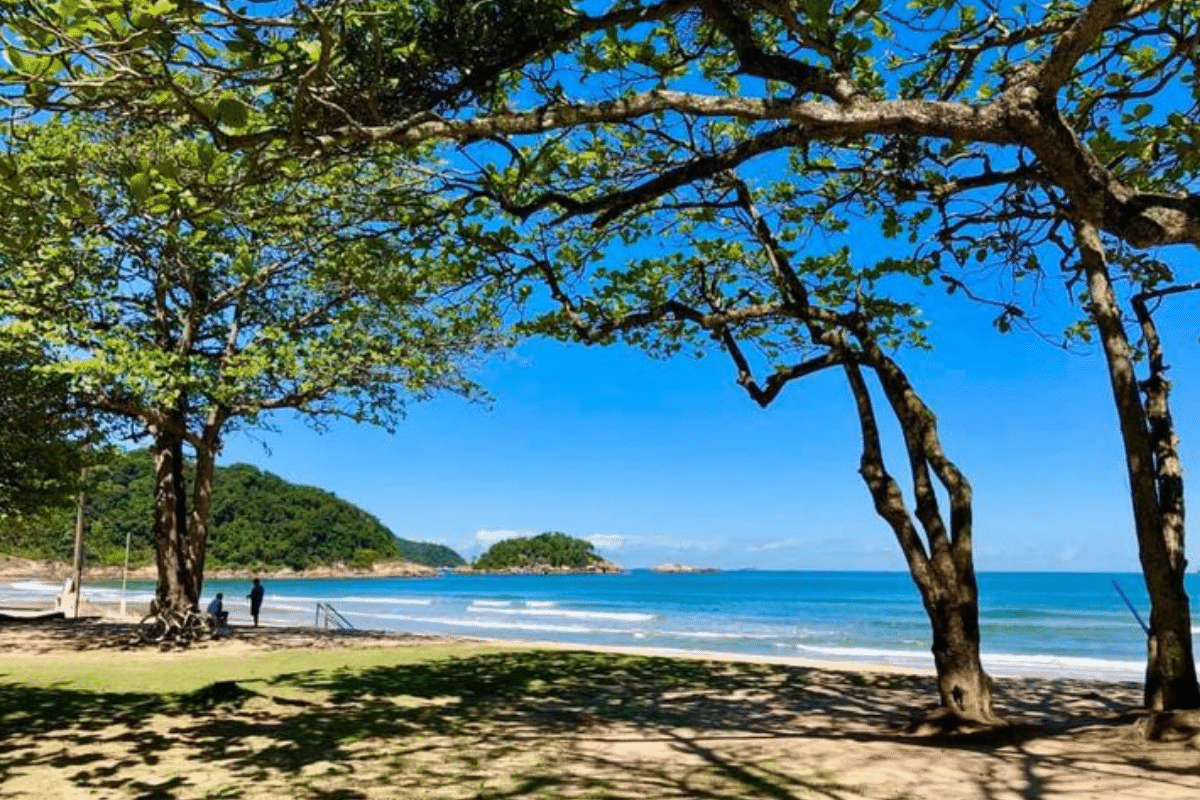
[5,648,1195,800]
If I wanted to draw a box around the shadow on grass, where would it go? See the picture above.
[0,618,451,655]
[0,648,1182,800]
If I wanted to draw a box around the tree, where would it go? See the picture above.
[0,115,501,617]
[0,337,85,518]
[4,0,1198,710]
[520,169,998,724]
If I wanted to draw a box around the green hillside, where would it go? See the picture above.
[0,449,465,570]
[473,531,618,572]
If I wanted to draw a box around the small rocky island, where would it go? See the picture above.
[458,532,622,574]
[650,563,721,574]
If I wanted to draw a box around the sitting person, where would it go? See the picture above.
[206,592,229,627]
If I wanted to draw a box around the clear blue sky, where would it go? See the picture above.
[219,246,1200,572]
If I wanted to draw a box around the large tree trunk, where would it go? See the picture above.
[1077,220,1200,710]
[843,357,998,726]
[151,426,201,615]
[926,572,992,723]
[149,413,223,620]
[188,437,220,599]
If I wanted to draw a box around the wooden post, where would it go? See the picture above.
[120,529,131,617]
[70,467,87,619]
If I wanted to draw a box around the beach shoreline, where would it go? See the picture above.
[2,568,1156,683]
[0,593,1143,689]
[2,593,939,677]
[0,591,1104,682]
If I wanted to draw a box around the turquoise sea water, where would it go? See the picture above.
[5,570,1193,681]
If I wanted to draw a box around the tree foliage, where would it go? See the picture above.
[0,448,466,569]
[322,0,575,125]
[1,117,498,434]
[0,112,500,613]
[474,531,610,571]
[0,337,85,519]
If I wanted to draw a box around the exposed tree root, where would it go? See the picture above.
[906,706,1009,737]
[1129,709,1200,742]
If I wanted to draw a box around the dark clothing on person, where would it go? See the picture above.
[207,594,229,627]
[247,580,265,627]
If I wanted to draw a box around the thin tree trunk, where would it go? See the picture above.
[188,440,219,604]
[842,358,997,725]
[1132,293,1197,710]
[1077,220,1200,710]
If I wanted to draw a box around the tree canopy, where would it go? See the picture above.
[0,338,86,519]
[1,116,498,435]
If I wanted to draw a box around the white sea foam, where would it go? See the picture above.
[258,594,334,605]
[660,629,780,640]
[269,601,316,614]
[84,588,156,603]
[982,651,1144,679]
[794,643,932,662]
[470,600,513,607]
[338,596,433,606]
[792,643,1143,680]
[6,581,62,594]
[347,611,632,636]
[467,606,653,622]
[250,593,430,607]
[525,601,557,608]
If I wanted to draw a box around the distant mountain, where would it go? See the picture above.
[470,531,621,573]
[0,449,465,570]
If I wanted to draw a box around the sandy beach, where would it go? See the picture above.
[2,610,1199,800]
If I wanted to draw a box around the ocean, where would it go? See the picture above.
[4,570,1190,682]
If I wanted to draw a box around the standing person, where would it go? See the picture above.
[247,578,265,627]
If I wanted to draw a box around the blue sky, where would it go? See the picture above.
[220,251,1200,572]
[208,1,1200,573]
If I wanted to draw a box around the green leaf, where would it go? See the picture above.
[231,250,255,277]
[128,172,151,201]
[4,47,25,71]
[146,194,172,215]
[216,96,250,129]
[298,40,322,63]
[197,140,217,170]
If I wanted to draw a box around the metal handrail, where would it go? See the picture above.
[314,601,355,630]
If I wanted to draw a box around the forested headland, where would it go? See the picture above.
[0,450,465,571]
[469,532,621,574]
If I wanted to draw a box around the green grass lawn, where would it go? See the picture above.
[1,639,509,693]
